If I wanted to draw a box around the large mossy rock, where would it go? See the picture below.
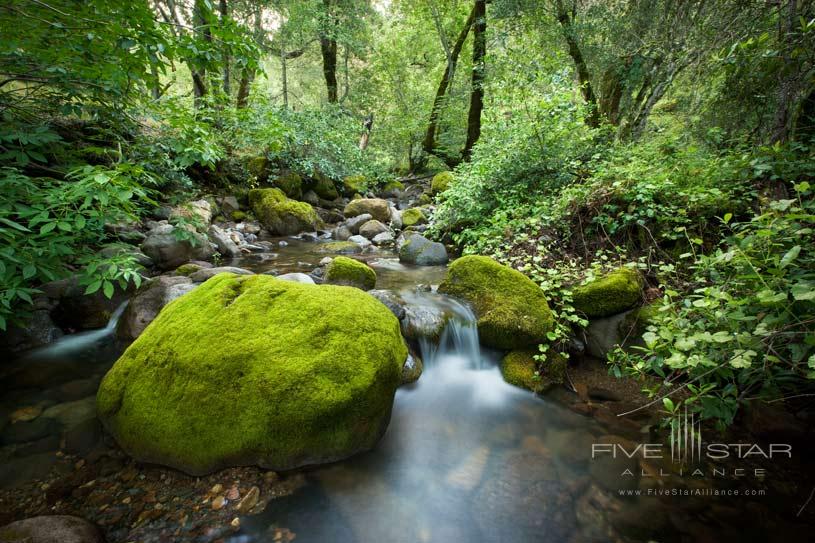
[572,267,643,318]
[438,255,553,350]
[401,208,427,227]
[342,175,367,195]
[343,198,391,223]
[501,350,566,393]
[313,173,339,200]
[248,188,320,235]
[96,273,407,475]
[324,256,376,290]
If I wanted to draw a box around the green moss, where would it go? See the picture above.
[175,263,202,276]
[313,173,339,200]
[273,171,303,200]
[248,188,320,235]
[572,267,644,318]
[343,198,391,223]
[231,210,247,222]
[620,302,660,338]
[342,175,367,195]
[431,171,453,194]
[501,350,566,393]
[97,273,407,475]
[401,208,427,227]
[418,193,432,205]
[247,156,269,181]
[324,256,376,290]
[438,256,554,350]
[382,180,404,193]
[315,241,363,254]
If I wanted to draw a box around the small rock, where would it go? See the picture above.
[235,486,260,514]
[212,496,226,510]
[226,485,240,500]
[10,406,42,423]
[230,517,241,530]
[348,235,372,248]
[211,484,223,494]
[276,273,315,284]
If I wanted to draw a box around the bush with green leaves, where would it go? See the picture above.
[0,165,154,330]
[610,179,815,427]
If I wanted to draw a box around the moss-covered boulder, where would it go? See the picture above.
[313,173,339,200]
[431,171,453,194]
[247,156,269,182]
[342,175,367,196]
[175,263,203,276]
[315,241,363,254]
[272,172,303,200]
[324,256,376,290]
[344,198,391,223]
[97,273,407,475]
[401,208,428,227]
[572,267,643,318]
[248,188,320,236]
[501,350,566,393]
[438,256,554,350]
[381,179,405,197]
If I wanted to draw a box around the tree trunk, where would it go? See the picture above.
[281,45,288,108]
[320,0,338,103]
[771,0,800,143]
[554,0,599,127]
[422,4,477,155]
[236,5,263,109]
[192,0,210,109]
[220,0,230,96]
[462,0,486,161]
[359,114,374,150]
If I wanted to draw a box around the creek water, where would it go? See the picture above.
[1,238,812,542]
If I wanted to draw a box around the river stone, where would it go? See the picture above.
[249,188,321,236]
[372,232,394,245]
[358,220,389,239]
[208,224,241,258]
[42,276,132,331]
[316,241,362,255]
[276,272,316,284]
[398,234,448,266]
[345,213,373,234]
[116,276,196,341]
[0,309,63,353]
[333,225,352,241]
[97,273,406,475]
[344,199,391,223]
[400,353,423,384]
[389,207,403,230]
[0,515,104,543]
[324,256,376,290]
[438,255,554,350]
[572,267,643,318]
[401,304,448,342]
[217,195,241,217]
[189,266,254,282]
[368,290,406,320]
[1,417,59,445]
[348,235,372,249]
[170,199,212,228]
[41,397,96,429]
[141,224,214,270]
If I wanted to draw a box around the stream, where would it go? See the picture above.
[1,238,812,542]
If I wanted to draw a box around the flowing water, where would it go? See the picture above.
[1,238,812,542]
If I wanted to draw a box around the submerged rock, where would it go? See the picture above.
[401,352,423,384]
[0,515,104,543]
[315,241,363,254]
[438,255,553,350]
[249,188,321,236]
[572,267,643,318]
[324,256,376,290]
[97,273,407,475]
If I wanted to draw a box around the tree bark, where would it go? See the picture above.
[462,0,486,161]
[220,0,230,96]
[554,0,599,127]
[771,0,800,143]
[422,4,476,155]
[192,0,210,109]
[320,0,339,103]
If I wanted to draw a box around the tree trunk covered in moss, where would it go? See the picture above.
[320,0,339,104]
[554,0,599,127]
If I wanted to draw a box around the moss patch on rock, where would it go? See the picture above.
[273,172,303,200]
[231,210,247,222]
[247,156,269,181]
[438,255,554,350]
[96,273,407,475]
[431,171,453,194]
[401,208,427,227]
[342,175,367,196]
[315,241,363,254]
[248,188,320,235]
[501,350,566,393]
[572,267,644,318]
[175,263,202,276]
[313,173,339,200]
[324,256,376,290]
[343,198,391,223]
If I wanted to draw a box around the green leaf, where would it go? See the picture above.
[662,397,675,412]
[40,222,56,234]
[84,280,102,295]
[22,264,36,279]
[102,280,114,299]
[780,245,801,268]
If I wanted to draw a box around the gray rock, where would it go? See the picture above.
[319,257,334,266]
[348,235,373,249]
[359,220,388,239]
[333,225,352,241]
[276,273,315,284]
[345,213,373,234]
[117,276,197,341]
[208,224,241,258]
[63,418,102,455]
[0,309,63,353]
[217,195,241,217]
[45,276,132,331]
[42,396,96,429]
[389,206,403,230]
[189,266,254,282]
[0,515,105,543]
[99,245,153,267]
[170,199,212,227]
[140,224,214,270]
[368,290,406,320]
[401,352,423,385]
[401,304,449,342]
[398,234,448,266]
[372,232,394,245]
[1,417,59,445]
[302,190,320,206]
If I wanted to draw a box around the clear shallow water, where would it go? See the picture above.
[2,238,812,542]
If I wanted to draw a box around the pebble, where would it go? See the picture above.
[226,485,240,500]
[230,517,241,530]
[210,483,223,494]
[235,486,259,514]
[212,496,226,510]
